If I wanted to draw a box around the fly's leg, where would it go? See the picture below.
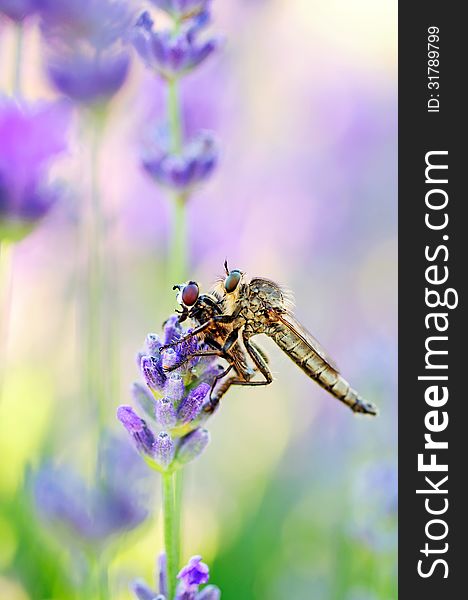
[206,336,273,413]
[251,340,270,365]
[209,363,234,401]
[163,348,227,373]
[163,329,241,373]
[160,314,239,352]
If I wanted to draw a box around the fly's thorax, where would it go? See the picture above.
[249,278,286,311]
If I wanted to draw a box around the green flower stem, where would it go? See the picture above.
[168,78,183,154]
[173,469,184,573]
[13,22,24,96]
[169,191,188,285]
[86,550,110,600]
[167,75,188,284]
[0,240,13,401]
[98,555,110,600]
[162,470,180,600]
[85,112,105,432]
[163,19,187,599]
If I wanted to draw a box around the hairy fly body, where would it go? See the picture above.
[214,263,377,415]
[165,263,377,416]
[164,281,267,411]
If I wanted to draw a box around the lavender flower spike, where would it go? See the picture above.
[34,434,149,543]
[40,0,132,104]
[0,99,70,242]
[119,315,224,472]
[143,132,217,193]
[0,0,40,21]
[132,11,218,80]
[133,554,220,600]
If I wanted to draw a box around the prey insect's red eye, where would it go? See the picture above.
[224,270,241,293]
[181,282,199,306]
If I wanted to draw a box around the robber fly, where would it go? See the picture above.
[165,263,377,416]
[164,281,269,411]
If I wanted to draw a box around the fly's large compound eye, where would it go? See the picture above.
[181,282,199,306]
[224,270,241,293]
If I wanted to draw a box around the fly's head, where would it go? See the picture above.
[174,280,223,324]
[173,280,200,322]
[214,260,247,315]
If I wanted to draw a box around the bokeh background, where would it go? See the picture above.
[0,1,397,599]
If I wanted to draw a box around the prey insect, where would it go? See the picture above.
[165,263,377,416]
[163,281,269,412]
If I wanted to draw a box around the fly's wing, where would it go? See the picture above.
[273,310,340,372]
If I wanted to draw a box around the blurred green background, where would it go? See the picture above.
[0,0,397,598]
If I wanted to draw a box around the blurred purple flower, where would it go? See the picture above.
[0,99,70,241]
[178,555,209,587]
[133,553,220,600]
[46,53,130,105]
[143,131,217,192]
[40,0,133,104]
[0,0,40,21]
[118,315,222,472]
[149,0,211,20]
[349,461,397,552]
[34,435,150,543]
[132,11,218,80]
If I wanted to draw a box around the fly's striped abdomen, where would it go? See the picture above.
[271,325,377,415]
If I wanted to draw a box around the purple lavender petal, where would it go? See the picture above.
[175,585,196,600]
[197,586,221,600]
[177,556,210,587]
[132,382,157,419]
[163,315,183,344]
[161,348,179,371]
[178,383,210,424]
[164,374,185,404]
[117,406,156,456]
[197,363,224,387]
[117,405,144,433]
[155,398,177,428]
[146,333,163,356]
[154,432,175,468]
[188,38,218,70]
[141,355,167,392]
[159,553,168,598]
[176,428,210,464]
[132,579,158,600]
